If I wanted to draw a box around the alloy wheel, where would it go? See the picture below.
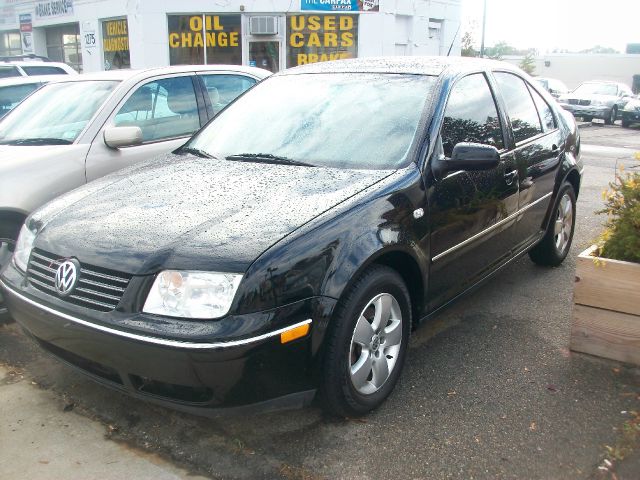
[553,193,573,253]
[349,293,403,395]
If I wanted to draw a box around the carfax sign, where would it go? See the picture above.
[301,0,379,12]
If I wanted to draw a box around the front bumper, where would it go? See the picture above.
[560,103,609,118]
[1,264,336,414]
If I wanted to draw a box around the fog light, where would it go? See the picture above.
[280,322,311,344]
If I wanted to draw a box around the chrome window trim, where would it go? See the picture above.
[431,192,553,263]
[0,279,311,350]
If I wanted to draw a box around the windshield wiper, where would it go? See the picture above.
[0,138,72,146]
[179,146,215,158]
[226,153,316,167]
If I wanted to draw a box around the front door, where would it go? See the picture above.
[249,41,280,73]
[427,72,519,310]
[85,75,204,182]
[243,16,285,72]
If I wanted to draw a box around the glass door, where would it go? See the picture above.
[248,41,280,73]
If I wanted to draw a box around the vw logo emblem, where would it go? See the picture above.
[55,260,79,297]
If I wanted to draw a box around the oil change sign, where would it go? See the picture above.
[169,15,240,50]
[287,14,358,66]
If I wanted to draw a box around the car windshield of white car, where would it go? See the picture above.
[187,73,437,170]
[573,83,617,96]
[0,80,118,145]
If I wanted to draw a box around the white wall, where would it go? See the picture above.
[502,54,640,90]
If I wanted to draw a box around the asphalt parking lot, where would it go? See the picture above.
[1,123,639,480]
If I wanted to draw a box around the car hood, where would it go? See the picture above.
[33,154,393,275]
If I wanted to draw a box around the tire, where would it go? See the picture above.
[529,183,576,267]
[0,220,22,270]
[320,265,411,417]
[582,116,592,122]
[605,106,617,125]
[621,119,630,128]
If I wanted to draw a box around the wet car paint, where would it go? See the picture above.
[1,57,583,412]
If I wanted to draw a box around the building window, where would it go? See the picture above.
[102,18,130,70]
[286,14,358,68]
[167,15,242,66]
[45,24,82,72]
[428,18,443,41]
[0,31,22,57]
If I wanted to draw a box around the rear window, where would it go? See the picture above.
[22,66,68,76]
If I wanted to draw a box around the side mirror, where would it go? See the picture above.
[103,126,143,149]
[448,142,500,171]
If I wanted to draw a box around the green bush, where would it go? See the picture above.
[596,171,640,263]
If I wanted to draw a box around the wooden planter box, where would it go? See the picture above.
[571,245,640,365]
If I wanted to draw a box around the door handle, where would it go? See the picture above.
[504,169,518,185]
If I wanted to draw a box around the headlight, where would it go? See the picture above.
[12,224,36,272]
[143,270,243,319]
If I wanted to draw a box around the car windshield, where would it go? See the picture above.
[187,73,437,170]
[573,83,617,96]
[0,80,118,145]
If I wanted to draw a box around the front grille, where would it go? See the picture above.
[27,249,132,312]
[567,99,591,106]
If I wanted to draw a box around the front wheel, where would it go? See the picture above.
[529,183,576,266]
[605,106,617,125]
[320,265,411,417]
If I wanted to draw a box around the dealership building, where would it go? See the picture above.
[0,0,461,73]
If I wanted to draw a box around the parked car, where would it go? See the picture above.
[620,95,640,128]
[0,57,582,417]
[557,81,634,124]
[534,77,569,98]
[0,58,77,78]
[0,75,57,119]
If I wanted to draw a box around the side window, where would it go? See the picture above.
[529,86,556,132]
[0,66,21,78]
[114,76,199,142]
[494,72,543,143]
[441,73,504,157]
[200,74,256,114]
[22,66,67,75]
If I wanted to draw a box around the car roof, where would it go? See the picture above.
[280,56,522,77]
[0,75,63,87]
[0,61,70,67]
[32,64,272,84]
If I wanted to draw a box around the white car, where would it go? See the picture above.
[0,60,77,78]
[0,65,270,255]
[558,81,634,125]
[0,75,59,118]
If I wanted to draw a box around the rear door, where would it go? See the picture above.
[85,74,205,181]
[492,71,562,251]
[427,72,519,309]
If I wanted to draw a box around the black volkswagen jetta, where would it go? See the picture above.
[0,57,582,417]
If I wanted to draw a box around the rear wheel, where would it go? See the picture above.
[621,118,631,128]
[529,183,576,267]
[321,265,411,417]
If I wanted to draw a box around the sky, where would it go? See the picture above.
[461,0,640,53]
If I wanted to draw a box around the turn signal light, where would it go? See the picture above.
[280,322,311,344]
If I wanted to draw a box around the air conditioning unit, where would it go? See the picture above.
[250,16,278,35]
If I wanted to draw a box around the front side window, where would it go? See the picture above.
[0,83,40,117]
[441,73,504,157]
[114,76,199,142]
[0,80,118,145]
[494,72,543,144]
[187,73,436,170]
[200,74,256,114]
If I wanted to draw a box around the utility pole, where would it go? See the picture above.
[480,0,487,57]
